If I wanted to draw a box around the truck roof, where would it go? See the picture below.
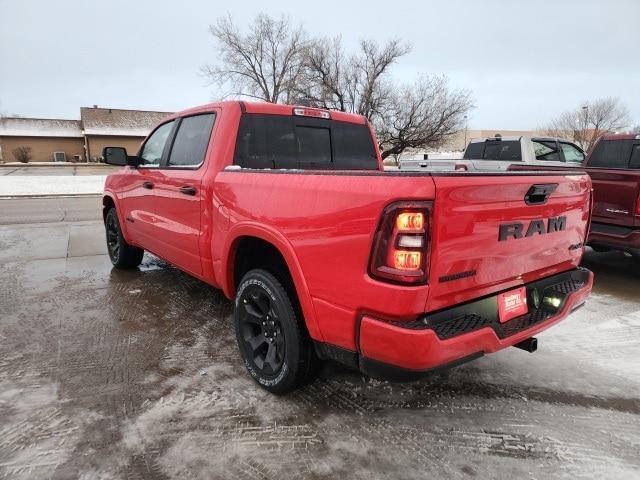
[468,135,576,143]
[169,100,368,125]
[599,133,640,141]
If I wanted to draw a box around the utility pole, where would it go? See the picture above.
[581,105,589,150]
[463,115,468,150]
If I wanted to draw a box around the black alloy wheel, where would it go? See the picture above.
[106,211,120,262]
[234,269,318,393]
[238,286,285,375]
[104,207,144,269]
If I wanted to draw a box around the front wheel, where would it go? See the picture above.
[105,207,144,269]
[234,269,316,394]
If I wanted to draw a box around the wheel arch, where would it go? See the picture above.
[222,224,322,342]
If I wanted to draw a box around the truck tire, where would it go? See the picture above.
[235,269,316,394]
[105,207,144,269]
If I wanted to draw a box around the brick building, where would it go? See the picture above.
[0,106,171,163]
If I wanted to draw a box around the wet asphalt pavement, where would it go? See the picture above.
[0,197,639,479]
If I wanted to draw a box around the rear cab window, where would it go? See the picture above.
[233,114,377,170]
[464,140,521,161]
[463,142,484,159]
[630,144,640,169]
[482,140,521,161]
[588,139,634,168]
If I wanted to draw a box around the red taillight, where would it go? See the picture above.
[394,251,422,270]
[369,201,432,285]
[396,212,424,231]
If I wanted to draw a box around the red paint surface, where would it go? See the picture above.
[105,100,594,369]
[360,271,593,371]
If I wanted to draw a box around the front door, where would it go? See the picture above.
[120,119,176,250]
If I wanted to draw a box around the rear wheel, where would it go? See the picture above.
[234,269,316,394]
[105,207,144,269]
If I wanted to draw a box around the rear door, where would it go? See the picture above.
[426,173,591,311]
[585,139,636,227]
[147,113,216,277]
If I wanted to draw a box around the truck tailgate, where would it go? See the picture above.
[426,173,591,312]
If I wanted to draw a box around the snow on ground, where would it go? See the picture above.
[0,175,106,196]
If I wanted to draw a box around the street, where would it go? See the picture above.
[0,196,638,479]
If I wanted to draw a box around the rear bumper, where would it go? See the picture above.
[588,222,640,254]
[358,268,593,378]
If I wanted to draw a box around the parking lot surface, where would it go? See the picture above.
[0,197,639,479]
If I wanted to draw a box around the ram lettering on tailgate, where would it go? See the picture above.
[498,216,567,242]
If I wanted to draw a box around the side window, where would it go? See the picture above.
[463,142,484,159]
[629,144,640,169]
[533,140,560,161]
[560,142,585,163]
[588,140,633,168]
[168,114,215,167]
[140,121,175,167]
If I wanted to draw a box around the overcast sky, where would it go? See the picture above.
[1,0,638,129]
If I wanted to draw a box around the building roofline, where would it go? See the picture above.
[0,116,80,122]
[80,106,173,114]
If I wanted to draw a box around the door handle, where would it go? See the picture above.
[142,181,154,189]
[179,185,197,196]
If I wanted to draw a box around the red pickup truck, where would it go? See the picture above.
[102,101,593,393]
[510,134,640,256]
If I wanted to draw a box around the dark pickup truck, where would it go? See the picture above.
[511,133,640,255]
[587,134,640,255]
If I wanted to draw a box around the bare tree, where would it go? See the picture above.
[203,17,474,159]
[12,146,32,163]
[375,76,473,159]
[202,14,307,103]
[298,37,472,159]
[296,37,409,117]
[543,98,631,152]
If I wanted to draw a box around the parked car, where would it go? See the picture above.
[399,136,585,171]
[510,133,640,256]
[463,135,586,166]
[102,101,594,393]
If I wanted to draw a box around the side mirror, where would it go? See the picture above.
[103,147,139,167]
